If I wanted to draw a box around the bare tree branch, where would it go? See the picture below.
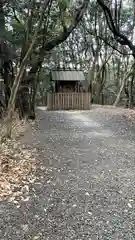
[95,35,131,56]
[97,0,135,57]
[24,0,89,82]
[44,0,89,51]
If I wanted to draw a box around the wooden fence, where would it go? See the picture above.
[47,92,91,110]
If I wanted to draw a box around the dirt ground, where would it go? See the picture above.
[0,106,135,240]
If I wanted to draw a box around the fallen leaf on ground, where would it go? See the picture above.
[0,119,36,202]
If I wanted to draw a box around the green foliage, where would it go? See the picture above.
[58,0,69,11]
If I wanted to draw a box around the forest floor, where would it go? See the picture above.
[0,105,135,239]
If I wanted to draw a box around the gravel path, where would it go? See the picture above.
[0,106,135,240]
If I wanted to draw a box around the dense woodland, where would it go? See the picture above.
[0,0,135,132]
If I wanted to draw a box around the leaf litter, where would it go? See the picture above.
[0,119,36,203]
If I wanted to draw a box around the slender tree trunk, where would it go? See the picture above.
[128,77,134,108]
[4,7,44,138]
[94,54,111,104]
[113,64,133,106]
[0,2,14,115]
[29,78,39,119]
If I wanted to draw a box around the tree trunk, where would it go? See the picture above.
[128,77,134,108]
[94,54,111,104]
[29,78,38,119]
[16,85,30,119]
[125,63,135,108]
[0,2,14,114]
[4,8,44,138]
[113,68,132,106]
[124,81,129,108]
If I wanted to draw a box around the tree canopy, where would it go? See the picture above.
[0,0,135,125]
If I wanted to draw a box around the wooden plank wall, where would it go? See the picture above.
[47,92,91,110]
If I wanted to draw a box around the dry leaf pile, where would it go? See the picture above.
[92,105,135,122]
[0,120,36,202]
[123,108,135,122]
